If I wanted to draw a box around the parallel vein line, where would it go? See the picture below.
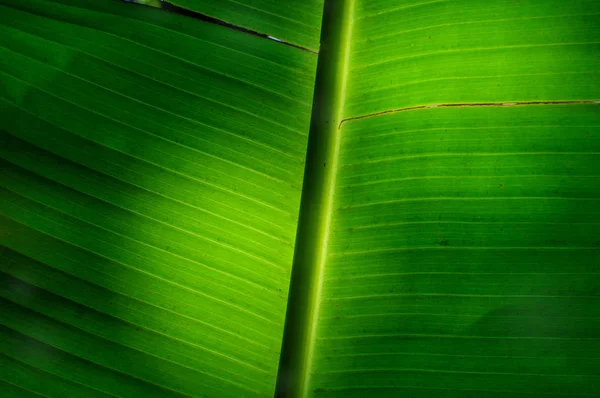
[312,384,597,396]
[1,277,271,374]
[322,311,600,321]
[0,246,279,345]
[318,367,600,378]
[1,353,118,397]
[0,378,49,397]
[339,174,600,189]
[1,69,295,214]
[8,14,309,134]
[2,186,286,286]
[344,124,600,141]
[2,184,288,275]
[1,220,280,326]
[338,220,600,230]
[341,196,600,210]
[0,209,283,324]
[357,72,598,103]
[1,95,293,228]
[354,11,600,43]
[0,137,289,242]
[7,1,313,93]
[357,0,448,20]
[1,300,263,394]
[323,351,600,360]
[330,293,599,300]
[2,164,287,264]
[0,252,275,350]
[353,41,600,71]
[319,333,600,341]
[0,324,199,397]
[343,151,600,166]
[325,272,600,280]
[3,23,309,140]
[331,246,600,256]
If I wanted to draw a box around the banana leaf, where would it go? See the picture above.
[1,1,599,397]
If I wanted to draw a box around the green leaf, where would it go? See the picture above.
[2,1,600,398]
[300,1,600,397]
[0,0,322,396]
[311,105,600,397]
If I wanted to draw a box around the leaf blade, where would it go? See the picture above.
[0,0,322,396]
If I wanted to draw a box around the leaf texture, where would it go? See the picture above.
[345,0,600,117]
[2,0,600,397]
[307,0,600,396]
[0,0,322,396]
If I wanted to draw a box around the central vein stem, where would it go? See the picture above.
[275,1,354,397]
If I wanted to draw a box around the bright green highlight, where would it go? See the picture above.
[0,0,319,396]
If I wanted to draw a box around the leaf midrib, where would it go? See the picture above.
[274,1,355,397]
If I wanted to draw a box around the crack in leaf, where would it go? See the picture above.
[125,0,317,53]
[339,100,600,128]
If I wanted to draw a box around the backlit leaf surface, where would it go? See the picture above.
[2,1,599,397]
[309,1,600,396]
[0,0,322,396]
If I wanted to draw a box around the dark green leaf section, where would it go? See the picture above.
[0,0,319,396]
[310,104,600,396]
[345,0,600,118]
[169,0,325,51]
